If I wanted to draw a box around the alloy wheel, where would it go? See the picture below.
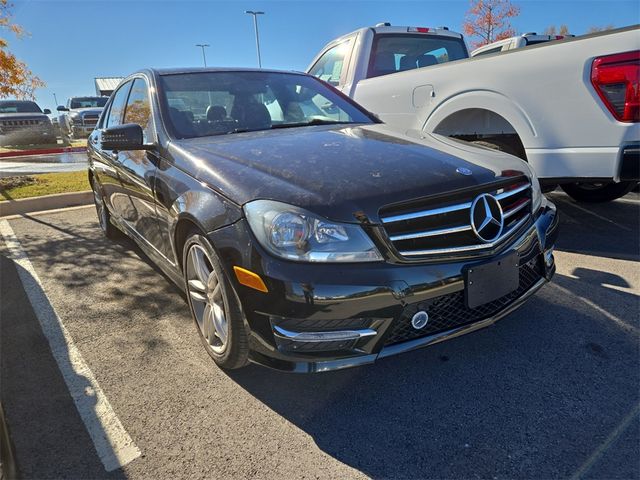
[186,244,229,354]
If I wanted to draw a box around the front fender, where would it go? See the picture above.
[166,186,242,263]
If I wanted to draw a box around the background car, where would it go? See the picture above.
[57,96,108,141]
[0,100,55,147]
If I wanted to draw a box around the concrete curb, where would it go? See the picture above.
[0,191,93,217]
[0,146,86,159]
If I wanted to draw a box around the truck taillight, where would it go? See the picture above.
[591,50,640,123]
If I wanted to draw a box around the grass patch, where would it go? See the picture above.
[0,139,86,154]
[0,171,90,200]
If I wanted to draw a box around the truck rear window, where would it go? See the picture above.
[367,34,468,78]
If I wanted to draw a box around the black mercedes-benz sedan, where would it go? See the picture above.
[88,68,558,372]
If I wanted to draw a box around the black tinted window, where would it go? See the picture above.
[160,71,373,139]
[70,97,108,109]
[105,82,132,128]
[0,101,42,113]
[368,34,468,78]
[124,78,152,142]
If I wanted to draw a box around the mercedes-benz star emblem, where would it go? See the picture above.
[470,193,504,243]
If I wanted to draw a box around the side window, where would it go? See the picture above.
[308,39,353,86]
[124,78,153,142]
[105,82,132,128]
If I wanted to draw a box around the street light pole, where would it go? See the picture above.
[195,43,210,67]
[53,93,59,107]
[245,10,264,68]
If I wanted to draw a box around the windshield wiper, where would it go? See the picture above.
[270,119,359,130]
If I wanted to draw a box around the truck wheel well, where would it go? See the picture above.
[432,108,527,161]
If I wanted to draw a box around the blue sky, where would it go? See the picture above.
[8,0,640,111]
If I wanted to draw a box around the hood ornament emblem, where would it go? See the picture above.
[456,167,472,176]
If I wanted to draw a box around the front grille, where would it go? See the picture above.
[383,254,543,346]
[82,114,99,126]
[379,178,532,258]
[0,119,42,130]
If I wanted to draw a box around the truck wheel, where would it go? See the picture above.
[561,181,637,203]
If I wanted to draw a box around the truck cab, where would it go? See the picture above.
[307,23,469,98]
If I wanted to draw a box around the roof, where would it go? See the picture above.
[94,77,124,91]
[148,67,303,76]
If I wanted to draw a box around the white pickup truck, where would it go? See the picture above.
[307,24,639,202]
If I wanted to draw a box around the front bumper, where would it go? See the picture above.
[0,126,55,145]
[210,202,559,373]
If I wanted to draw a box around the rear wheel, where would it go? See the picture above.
[90,177,119,239]
[561,181,637,203]
[183,232,249,370]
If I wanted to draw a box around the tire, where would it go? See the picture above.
[560,181,637,203]
[182,232,249,370]
[90,177,119,239]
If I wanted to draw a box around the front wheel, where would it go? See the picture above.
[183,232,249,370]
[560,181,637,203]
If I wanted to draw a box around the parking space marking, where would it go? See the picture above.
[570,403,640,480]
[0,219,141,472]
[550,282,639,336]
[549,195,633,232]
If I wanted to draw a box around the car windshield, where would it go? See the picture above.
[159,71,374,139]
[0,101,42,113]
[70,97,108,108]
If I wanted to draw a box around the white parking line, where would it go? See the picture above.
[550,283,639,336]
[570,402,640,479]
[0,219,141,472]
[552,197,633,232]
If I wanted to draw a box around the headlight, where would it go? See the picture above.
[244,200,383,263]
[529,166,543,213]
[69,112,81,123]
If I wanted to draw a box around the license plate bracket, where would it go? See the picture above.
[464,251,520,309]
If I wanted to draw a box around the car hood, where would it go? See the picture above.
[170,124,530,224]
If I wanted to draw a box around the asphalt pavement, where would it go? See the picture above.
[0,191,638,479]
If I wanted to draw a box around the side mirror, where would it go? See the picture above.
[101,123,151,151]
[57,106,68,112]
[43,108,51,115]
